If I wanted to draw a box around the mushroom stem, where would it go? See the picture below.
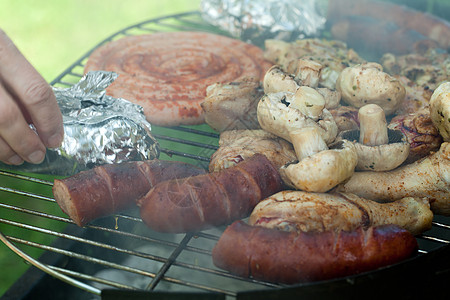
[358,104,389,146]
[290,86,326,121]
[289,127,328,161]
[290,58,323,88]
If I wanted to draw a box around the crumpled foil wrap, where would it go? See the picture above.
[1,71,160,176]
[200,0,327,46]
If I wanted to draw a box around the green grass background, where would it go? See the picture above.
[0,0,200,296]
[0,0,449,297]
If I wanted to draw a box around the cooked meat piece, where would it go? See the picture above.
[208,129,296,172]
[330,15,434,60]
[380,50,449,91]
[394,75,434,115]
[249,190,433,235]
[389,107,443,163]
[84,32,271,126]
[212,221,418,284]
[53,160,206,227]
[201,78,263,132]
[338,142,450,216]
[138,154,283,233]
[327,0,450,51]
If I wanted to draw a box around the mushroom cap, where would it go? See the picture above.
[336,63,406,115]
[257,92,338,145]
[339,128,410,171]
[280,139,358,192]
[263,65,299,94]
[317,87,341,110]
[429,81,450,142]
[202,79,262,132]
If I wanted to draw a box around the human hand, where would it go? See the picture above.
[0,29,64,165]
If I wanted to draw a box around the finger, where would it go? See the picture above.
[0,136,24,165]
[0,84,46,164]
[0,29,64,149]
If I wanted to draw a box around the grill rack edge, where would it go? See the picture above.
[0,10,450,300]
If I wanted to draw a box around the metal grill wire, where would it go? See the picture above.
[0,11,450,299]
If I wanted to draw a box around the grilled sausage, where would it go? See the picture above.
[327,0,450,52]
[138,154,284,233]
[212,221,418,284]
[84,32,271,126]
[53,160,206,227]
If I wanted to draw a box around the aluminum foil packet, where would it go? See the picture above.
[1,71,160,176]
[200,0,327,46]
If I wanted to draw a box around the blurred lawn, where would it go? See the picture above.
[0,0,201,82]
[0,0,200,296]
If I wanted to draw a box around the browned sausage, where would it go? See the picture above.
[327,0,450,51]
[138,154,284,233]
[330,15,432,59]
[212,221,418,284]
[84,32,272,126]
[53,160,206,227]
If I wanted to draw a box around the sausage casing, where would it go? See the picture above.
[212,221,418,284]
[53,160,206,226]
[138,154,283,233]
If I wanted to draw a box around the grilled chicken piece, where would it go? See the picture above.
[208,129,297,172]
[249,190,433,235]
[380,49,449,91]
[338,142,450,216]
[394,75,434,115]
[201,79,263,132]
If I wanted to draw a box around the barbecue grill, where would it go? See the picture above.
[1,7,450,300]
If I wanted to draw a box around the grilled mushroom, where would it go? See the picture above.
[289,58,323,88]
[429,81,450,141]
[290,86,327,121]
[257,90,338,145]
[316,88,341,110]
[263,65,341,110]
[201,79,263,132]
[280,127,357,193]
[263,65,299,94]
[340,104,409,171]
[263,39,293,68]
[336,62,406,115]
